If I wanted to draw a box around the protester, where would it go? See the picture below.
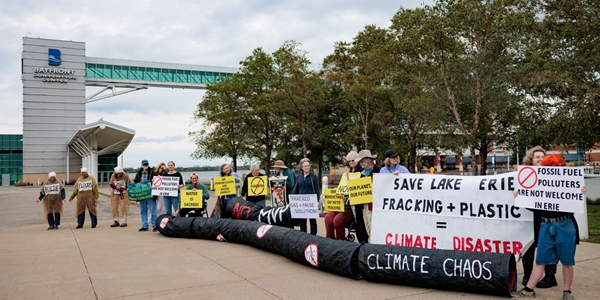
[134,159,158,232]
[155,162,167,215]
[36,172,65,230]
[109,166,131,228]
[162,161,185,215]
[241,164,267,207]
[175,173,210,217]
[324,151,359,240]
[512,154,583,300]
[516,146,558,288]
[273,160,295,205]
[354,150,380,243]
[291,158,320,235]
[69,167,99,229]
[210,164,242,218]
[380,149,410,175]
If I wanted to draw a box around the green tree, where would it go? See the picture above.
[390,0,535,174]
[189,75,249,171]
[518,0,600,151]
[323,25,391,152]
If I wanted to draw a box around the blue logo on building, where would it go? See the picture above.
[48,49,61,66]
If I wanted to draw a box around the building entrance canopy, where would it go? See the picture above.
[67,118,134,181]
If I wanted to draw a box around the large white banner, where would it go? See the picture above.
[514,166,585,213]
[371,173,533,257]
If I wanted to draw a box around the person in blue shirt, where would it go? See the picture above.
[380,149,410,175]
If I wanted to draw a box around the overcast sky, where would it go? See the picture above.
[0,0,432,168]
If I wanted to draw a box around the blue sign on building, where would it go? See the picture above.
[48,48,61,66]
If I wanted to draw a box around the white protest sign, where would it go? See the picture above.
[371,173,533,258]
[514,166,585,213]
[289,194,320,219]
[151,176,179,197]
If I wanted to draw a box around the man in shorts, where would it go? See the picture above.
[512,154,582,300]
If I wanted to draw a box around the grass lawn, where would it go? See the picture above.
[584,204,600,244]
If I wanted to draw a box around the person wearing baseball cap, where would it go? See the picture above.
[69,167,100,229]
[109,166,132,228]
[134,159,158,232]
[36,172,66,230]
[380,149,410,175]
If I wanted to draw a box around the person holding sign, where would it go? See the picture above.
[241,164,267,207]
[69,167,100,229]
[355,150,380,243]
[36,172,65,230]
[274,160,295,205]
[162,161,185,215]
[176,173,210,217]
[325,151,360,240]
[220,164,242,204]
[134,159,158,232]
[292,158,320,235]
[513,154,582,300]
[516,146,558,288]
[155,162,167,215]
[109,166,131,228]
[380,149,410,175]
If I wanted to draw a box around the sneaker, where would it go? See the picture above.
[47,226,53,230]
[54,225,59,230]
[563,291,574,300]
[110,221,120,227]
[139,228,149,232]
[91,224,96,228]
[152,228,158,232]
[511,288,535,298]
[537,275,558,288]
[75,225,83,229]
[120,223,127,227]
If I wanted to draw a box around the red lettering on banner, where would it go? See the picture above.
[452,236,523,254]
[385,233,437,249]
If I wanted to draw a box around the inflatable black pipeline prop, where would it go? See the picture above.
[156,199,516,297]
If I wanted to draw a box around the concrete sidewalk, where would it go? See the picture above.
[1,185,599,299]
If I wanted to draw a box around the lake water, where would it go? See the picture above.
[179,170,251,184]
[585,177,600,200]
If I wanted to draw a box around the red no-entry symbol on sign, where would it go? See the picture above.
[152,176,163,187]
[251,177,265,195]
[518,167,538,189]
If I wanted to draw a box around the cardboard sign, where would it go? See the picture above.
[348,176,373,205]
[151,176,179,197]
[336,172,361,194]
[269,176,287,206]
[323,188,345,212]
[514,166,585,213]
[289,194,320,219]
[127,180,152,201]
[180,190,203,209]
[370,173,533,258]
[247,176,269,196]
[214,176,237,196]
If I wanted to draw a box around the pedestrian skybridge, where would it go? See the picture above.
[84,57,238,103]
